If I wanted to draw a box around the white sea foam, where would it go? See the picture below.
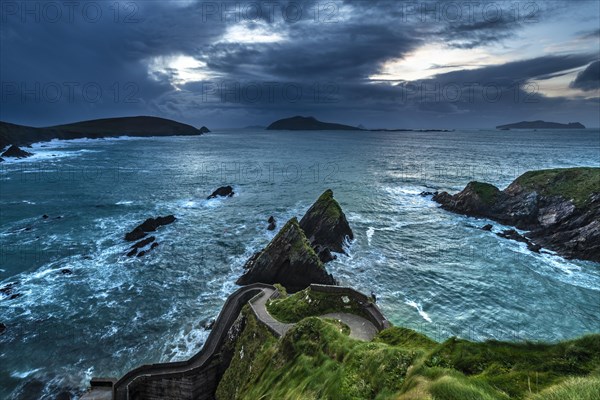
[366,227,375,246]
[10,368,42,379]
[405,299,433,323]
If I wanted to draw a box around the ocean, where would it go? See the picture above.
[1,129,599,399]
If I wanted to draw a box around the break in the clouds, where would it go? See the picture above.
[0,0,599,128]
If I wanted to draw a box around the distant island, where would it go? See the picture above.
[0,116,208,150]
[267,116,452,132]
[496,120,586,130]
[267,116,362,131]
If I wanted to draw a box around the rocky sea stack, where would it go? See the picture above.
[300,189,354,254]
[433,168,600,262]
[236,217,335,291]
[237,189,353,290]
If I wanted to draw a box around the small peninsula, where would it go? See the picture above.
[0,116,206,149]
[496,120,586,129]
[432,167,600,262]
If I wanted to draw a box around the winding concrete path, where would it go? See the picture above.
[249,287,378,341]
[84,284,381,399]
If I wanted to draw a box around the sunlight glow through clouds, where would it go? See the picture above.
[369,43,507,82]
[147,55,209,90]
[221,21,286,44]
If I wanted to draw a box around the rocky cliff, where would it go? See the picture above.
[236,218,335,291]
[236,190,354,290]
[433,168,600,262]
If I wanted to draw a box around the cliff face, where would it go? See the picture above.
[236,218,335,291]
[433,168,600,262]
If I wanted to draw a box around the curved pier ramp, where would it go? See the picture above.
[111,283,272,400]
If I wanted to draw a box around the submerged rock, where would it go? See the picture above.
[1,145,33,159]
[60,269,73,275]
[236,218,335,291]
[299,189,353,254]
[481,224,493,231]
[207,186,234,199]
[433,168,600,262]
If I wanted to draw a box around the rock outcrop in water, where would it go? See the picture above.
[124,215,176,242]
[1,145,33,159]
[433,168,600,262]
[299,189,354,254]
[124,215,175,257]
[236,218,335,291]
[237,189,353,290]
[207,186,234,199]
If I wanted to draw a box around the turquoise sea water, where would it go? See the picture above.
[1,129,599,398]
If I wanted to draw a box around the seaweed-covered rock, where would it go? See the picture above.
[236,218,335,291]
[299,189,353,254]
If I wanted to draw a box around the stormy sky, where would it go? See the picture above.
[1,0,599,129]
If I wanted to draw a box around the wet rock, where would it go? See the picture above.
[299,189,353,254]
[151,242,159,249]
[0,282,17,296]
[137,251,146,257]
[42,214,49,219]
[267,216,276,231]
[237,218,335,291]
[130,236,156,250]
[126,249,137,257]
[60,269,73,275]
[420,191,437,197]
[204,318,216,330]
[199,126,211,134]
[1,145,33,158]
[207,186,234,199]
[124,216,176,241]
[0,323,5,334]
[481,224,493,231]
[125,227,146,242]
[497,229,529,243]
[9,293,21,300]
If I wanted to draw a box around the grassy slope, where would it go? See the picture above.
[513,168,600,207]
[266,286,369,323]
[218,291,600,400]
[469,182,501,205]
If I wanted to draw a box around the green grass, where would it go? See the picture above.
[513,167,600,207]
[468,181,501,205]
[266,286,369,323]
[528,375,600,400]
[217,310,600,400]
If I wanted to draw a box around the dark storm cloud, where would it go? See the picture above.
[439,17,521,49]
[0,0,598,128]
[570,61,600,91]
